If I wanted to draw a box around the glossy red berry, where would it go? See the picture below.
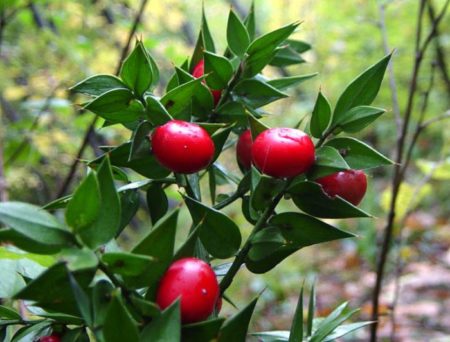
[236,129,253,170]
[156,257,220,324]
[192,59,222,106]
[151,120,215,174]
[39,335,61,342]
[215,296,223,313]
[316,170,368,205]
[251,128,315,178]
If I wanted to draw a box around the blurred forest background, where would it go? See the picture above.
[0,0,449,341]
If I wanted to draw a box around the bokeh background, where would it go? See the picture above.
[0,0,449,340]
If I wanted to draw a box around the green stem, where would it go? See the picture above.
[213,186,247,210]
[219,180,291,294]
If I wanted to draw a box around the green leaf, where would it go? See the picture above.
[270,46,305,67]
[245,22,300,77]
[0,202,73,247]
[204,51,234,90]
[324,137,393,169]
[118,189,140,234]
[11,320,51,342]
[128,210,179,290]
[92,280,114,328]
[70,74,128,96]
[289,285,304,342]
[310,303,359,342]
[13,263,94,316]
[145,95,173,125]
[84,89,145,124]
[129,121,152,161]
[201,6,215,52]
[146,184,169,225]
[333,106,386,133]
[234,79,288,108]
[334,53,392,119]
[65,172,101,231]
[0,305,21,320]
[310,91,332,139]
[59,248,98,272]
[251,176,285,211]
[211,125,234,162]
[119,40,154,96]
[104,294,139,342]
[140,300,181,341]
[185,197,242,259]
[0,229,62,254]
[102,252,156,277]
[271,212,355,248]
[218,296,259,342]
[250,331,289,341]
[91,142,170,179]
[130,295,160,319]
[183,318,225,342]
[227,9,250,57]
[160,78,202,118]
[267,73,317,91]
[286,39,312,53]
[289,181,371,218]
[307,146,350,180]
[243,1,256,40]
[322,321,374,341]
[307,282,316,337]
[173,227,199,260]
[248,113,270,140]
[79,157,121,248]
[68,271,93,327]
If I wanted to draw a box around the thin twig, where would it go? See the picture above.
[370,1,449,340]
[56,0,150,199]
[377,0,402,133]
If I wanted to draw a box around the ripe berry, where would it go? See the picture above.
[156,257,220,324]
[316,170,368,205]
[151,120,215,174]
[192,59,222,106]
[252,128,315,178]
[236,129,253,170]
[39,336,61,342]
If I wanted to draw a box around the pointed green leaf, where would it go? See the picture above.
[267,73,317,91]
[227,9,250,57]
[146,184,169,225]
[66,172,101,231]
[234,79,288,108]
[185,197,241,259]
[68,271,93,327]
[201,6,215,52]
[310,91,332,139]
[251,176,285,211]
[243,1,256,40]
[92,280,114,327]
[118,189,140,234]
[307,282,316,336]
[140,300,181,341]
[307,146,350,180]
[289,181,371,218]
[289,284,304,342]
[104,294,139,342]
[160,78,202,118]
[183,318,225,342]
[270,46,305,67]
[145,95,173,125]
[334,106,386,133]
[129,121,152,161]
[127,209,179,289]
[0,202,73,247]
[70,75,128,96]
[211,125,234,162]
[204,51,233,89]
[79,157,121,248]
[323,321,374,341]
[245,22,300,77]
[334,54,392,119]
[102,252,156,277]
[248,114,270,140]
[120,40,154,96]
[324,137,393,169]
[218,296,259,342]
[0,305,21,320]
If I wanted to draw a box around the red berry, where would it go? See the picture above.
[39,335,61,342]
[215,296,223,313]
[192,59,222,106]
[151,120,215,174]
[251,128,315,178]
[156,257,220,324]
[316,170,368,205]
[236,129,253,170]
